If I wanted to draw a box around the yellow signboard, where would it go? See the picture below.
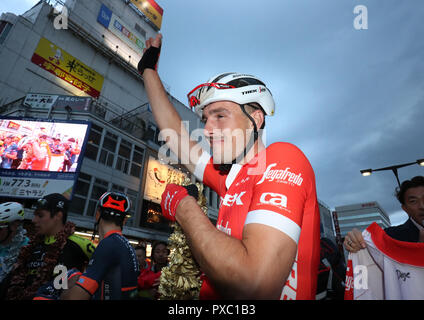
[144,157,187,204]
[31,37,104,98]
[130,0,163,30]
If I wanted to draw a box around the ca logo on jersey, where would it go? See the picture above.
[259,192,287,208]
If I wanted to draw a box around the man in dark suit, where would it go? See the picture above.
[344,176,424,252]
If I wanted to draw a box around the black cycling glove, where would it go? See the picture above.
[183,184,199,201]
[138,46,161,75]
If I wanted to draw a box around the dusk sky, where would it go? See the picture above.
[1,0,423,226]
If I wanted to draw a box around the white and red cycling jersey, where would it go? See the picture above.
[345,222,424,300]
[193,142,321,300]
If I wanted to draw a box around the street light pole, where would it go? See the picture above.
[360,159,424,187]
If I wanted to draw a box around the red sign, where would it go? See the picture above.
[7,121,20,130]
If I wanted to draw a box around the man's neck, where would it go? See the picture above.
[45,223,65,238]
[239,139,265,166]
[99,223,121,241]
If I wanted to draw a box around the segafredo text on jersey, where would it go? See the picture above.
[256,163,303,186]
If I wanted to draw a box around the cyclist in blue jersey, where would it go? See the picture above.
[61,192,139,300]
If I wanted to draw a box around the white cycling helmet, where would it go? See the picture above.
[0,202,25,226]
[187,72,275,118]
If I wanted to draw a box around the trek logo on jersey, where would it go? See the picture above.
[259,192,287,209]
[221,192,246,207]
[256,163,303,186]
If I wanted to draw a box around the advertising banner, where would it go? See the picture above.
[24,93,92,112]
[97,4,112,29]
[144,156,187,204]
[0,172,75,199]
[31,37,104,98]
[129,0,163,30]
[109,13,145,54]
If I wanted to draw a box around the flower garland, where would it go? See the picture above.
[6,221,75,300]
[158,178,207,300]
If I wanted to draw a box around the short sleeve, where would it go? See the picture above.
[244,143,315,244]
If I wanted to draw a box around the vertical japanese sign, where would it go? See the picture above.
[31,37,104,98]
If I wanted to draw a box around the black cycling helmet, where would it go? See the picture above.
[35,193,69,224]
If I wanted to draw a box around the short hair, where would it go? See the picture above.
[151,241,169,260]
[135,245,146,254]
[395,176,424,205]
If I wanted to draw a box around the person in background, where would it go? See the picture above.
[135,244,149,271]
[135,244,153,299]
[1,135,18,169]
[6,193,95,300]
[137,241,169,299]
[0,202,29,300]
[61,192,139,300]
[344,175,424,252]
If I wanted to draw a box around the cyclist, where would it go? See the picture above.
[61,192,139,300]
[138,34,321,299]
[0,202,29,299]
[6,193,95,300]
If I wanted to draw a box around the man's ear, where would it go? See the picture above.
[54,210,64,223]
[251,109,264,129]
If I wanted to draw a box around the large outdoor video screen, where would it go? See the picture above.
[0,117,91,199]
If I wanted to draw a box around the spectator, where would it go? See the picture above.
[61,192,139,300]
[6,193,95,300]
[1,135,18,169]
[135,245,148,270]
[0,202,29,300]
[344,175,424,252]
[343,176,424,300]
[137,241,169,300]
[135,244,152,300]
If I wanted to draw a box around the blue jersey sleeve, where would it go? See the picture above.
[75,237,117,295]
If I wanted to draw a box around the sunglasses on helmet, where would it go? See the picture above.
[187,82,235,108]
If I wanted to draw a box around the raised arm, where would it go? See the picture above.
[140,35,203,174]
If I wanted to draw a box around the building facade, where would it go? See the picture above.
[0,0,219,244]
[334,201,391,238]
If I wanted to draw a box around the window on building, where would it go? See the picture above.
[69,172,92,215]
[85,123,102,161]
[216,195,221,210]
[115,138,131,174]
[130,145,144,178]
[126,188,139,226]
[0,21,13,45]
[99,131,117,167]
[87,178,108,216]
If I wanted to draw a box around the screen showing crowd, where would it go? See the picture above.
[0,118,89,172]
